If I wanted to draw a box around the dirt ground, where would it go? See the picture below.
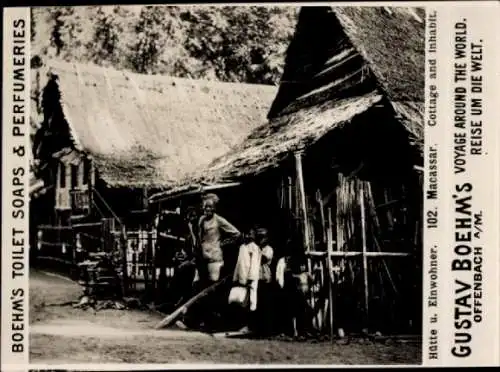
[30,269,421,365]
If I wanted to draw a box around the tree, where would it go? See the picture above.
[46,7,90,60]
[88,6,131,66]
[181,6,297,84]
[33,5,298,84]
[128,6,182,74]
[48,7,65,56]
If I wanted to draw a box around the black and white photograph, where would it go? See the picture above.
[26,4,426,365]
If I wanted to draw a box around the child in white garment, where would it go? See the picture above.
[228,228,260,331]
[254,228,274,336]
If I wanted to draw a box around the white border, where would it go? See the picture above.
[2,6,31,371]
[2,2,499,371]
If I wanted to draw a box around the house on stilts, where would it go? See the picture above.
[30,60,277,286]
[149,6,425,335]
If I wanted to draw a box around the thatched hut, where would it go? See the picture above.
[32,60,276,226]
[150,7,424,335]
[31,60,276,276]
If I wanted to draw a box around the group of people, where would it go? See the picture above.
[182,193,314,337]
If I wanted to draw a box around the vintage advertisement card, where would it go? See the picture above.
[1,1,499,370]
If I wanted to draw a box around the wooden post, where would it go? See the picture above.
[336,174,343,252]
[120,227,128,296]
[326,208,335,341]
[316,189,327,244]
[87,158,93,216]
[143,187,149,210]
[318,261,325,330]
[287,176,293,211]
[359,185,369,325]
[137,228,147,296]
[108,218,115,254]
[294,151,315,329]
[316,189,327,331]
[101,218,111,252]
[152,211,159,302]
[295,151,318,327]
[294,152,310,253]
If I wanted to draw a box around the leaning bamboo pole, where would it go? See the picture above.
[155,275,230,329]
[366,183,398,295]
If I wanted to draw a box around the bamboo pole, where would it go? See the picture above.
[155,276,230,329]
[373,236,398,295]
[143,187,149,210]
[306,251,410,257]
[294,151,315,329]
[326,208,335,341]
[360,185,369,325]
[316,189,327,331]
[294,152,310,253]
[316,189,327,244]
[323,298,329,332]
[146,231,153,298]
[318,264,324,330]
[336,174,345,280]
[120,228,128,296]
[287,176,293,211]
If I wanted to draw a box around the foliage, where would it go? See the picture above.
[179,6,296,84]
[44,7,90,60]
[88,6,128,66]
[31,5,298,85]
[129,6,168,73]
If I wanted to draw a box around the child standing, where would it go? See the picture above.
[228,228,260,332]
[254,228,274,336]
[276,253,314,337]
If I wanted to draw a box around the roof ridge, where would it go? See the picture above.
[41,58,278,188]
[45,59,278,90]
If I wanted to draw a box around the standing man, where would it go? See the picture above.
[197,193,241,331]
[198,193,241,284]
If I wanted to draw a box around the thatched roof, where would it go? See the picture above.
[268,6,424,140]
[150,7,425,200]
[150,91,383,201]
[333,7,424,101]
[269,6,424,142]
[43,60,277,188]
[332,7,424,142]
[203,91,383,179]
